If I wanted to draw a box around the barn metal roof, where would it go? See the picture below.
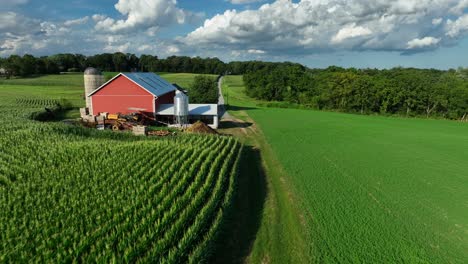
[123,73,176,97]
[88,72,176,97]
[157,104,218,116]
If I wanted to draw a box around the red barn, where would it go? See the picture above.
[88,73,176,116]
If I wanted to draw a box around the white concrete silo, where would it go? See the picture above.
[84,67,105,115]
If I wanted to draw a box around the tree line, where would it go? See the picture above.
[244,65,468,119]
[244,66,468,120]
[3,52,467,119]
[0,52,288,77]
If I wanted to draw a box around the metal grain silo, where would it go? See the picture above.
[84,67,105,115]
[174,90,189,126]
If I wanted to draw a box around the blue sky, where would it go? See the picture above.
[1,0,468,69]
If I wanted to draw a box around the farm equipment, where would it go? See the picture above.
[107,114,119,120]
[133,111,156,125]
[104,118,133,131]
[95,111,158,131]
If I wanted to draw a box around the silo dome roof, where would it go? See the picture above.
[84,67,102,75]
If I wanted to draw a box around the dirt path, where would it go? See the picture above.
[214,77,311,263]
[215,108,311,263]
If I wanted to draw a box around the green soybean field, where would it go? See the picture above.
[223,75,468,263]
[0,75,241,263]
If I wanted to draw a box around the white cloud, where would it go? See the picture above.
[40,22,70,36]
[449,0,468,14]
[146,26,159,36]
[230,0,263,4]
[64,17,89,27]
[331,24,372,44]
[0,12,40,34]
[104,42,130,53]
[407,37,440,49]
[2,0,468,60]
[446,14,468,38]
[432,18,443,25]
[0,12,98,56]
[1,34,28,54]
[0,12,41,55]
[167,45,181,54]
[248,49,266,54]
[0,9,186,57]
[92,14,106,22]
[94,0,188,33]
[184,0,468,55]
[137,44,153,52]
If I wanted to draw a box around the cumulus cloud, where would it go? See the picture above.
[432,18,443,25]
[446,14,468,38]
[92,14,106,22]
[137,44,153,52]
[64,17,89,27]
[407,37,441,49]
[0,12,105,56]
[0,12,40,34]
[230,0,263,4]
[0,0,200,56]
[248,49,266,54]
[93,0,199,33]
[331,24,372,44]
[0,8,187,57]
[40,22,71,36]
[449,0,468,14]
[2,0,468,61]
[0,12,41,55]
[104,42,131,53]
[184,0,468,55]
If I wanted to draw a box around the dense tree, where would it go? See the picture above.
[20,55,37,76]
[86,53,114,71]
[139,55,159,72]
[2,52,468,119]
[48,54,80,72]
[112,52,128,72]
[244,65,468,120]
[0,53,304,77]
[4,55,22,77]
[189,75,218,104]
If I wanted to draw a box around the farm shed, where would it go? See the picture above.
[88,72,176,116]
[157,104,219,129]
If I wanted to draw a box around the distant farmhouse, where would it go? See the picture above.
[84,68,218,128]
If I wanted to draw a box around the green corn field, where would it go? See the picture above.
[0,89,241,262]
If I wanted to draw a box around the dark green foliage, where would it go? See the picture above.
[0,55,60,77]
[189,75,218,103]
[244,66,468,119]
[0,53,304,77]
